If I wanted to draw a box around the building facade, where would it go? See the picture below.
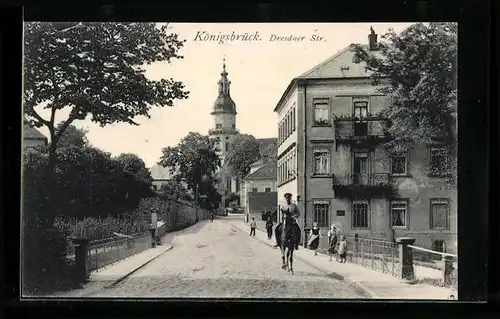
[242,159,278,221]
[274,29,457,253]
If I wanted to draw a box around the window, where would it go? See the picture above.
[430,198,450,229]
[251,188,258,192]
[285,116,289,137]
[292,107,296,131]
[235,177,240,192]
[432,240,445,253]
[313,200,330,227]
[352,201,369,228]
[313,149,330,175]
[430,147,448,176]
[265,187,271,192]
[225,142,229,151]
[337,210,345,216]
[391,154,408,176]
[390,200,408,228]
[313,99,330,125]
[279,122,282,144]
[353,101,368,118]
[216,123,222,129]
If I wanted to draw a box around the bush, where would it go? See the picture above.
[54,216,149,245]
[22,225,79,295]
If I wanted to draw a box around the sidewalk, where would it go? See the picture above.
[231,220,456,300]
[89,244,172,285]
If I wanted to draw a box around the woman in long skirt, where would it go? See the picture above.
[328,224,338,261]
[308,222,321,256]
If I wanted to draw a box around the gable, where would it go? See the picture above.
[244,159,277,180]
[150,164,177,180]
[23,124,47,140]
[298,44,376,79]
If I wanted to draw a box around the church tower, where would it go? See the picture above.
[209,58,238,164]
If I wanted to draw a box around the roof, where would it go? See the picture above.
[249,159,264,167]
[150,164,177,181]
[274,43,384,112]
[212,95,237,114]
[244,159,277,181]
[24,124,47,140]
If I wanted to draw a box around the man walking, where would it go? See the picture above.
[249,217,257,236]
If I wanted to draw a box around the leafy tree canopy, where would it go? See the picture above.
[159,132,221,209]
[225,134,261,177]
[115,153,152,184]
[352,22,457,185]
[24,22,189,167]
[158,179,192,203]
[54,123,89,149]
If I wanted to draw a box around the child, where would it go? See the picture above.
[338,235,347,263]
[250,217,256,236]
[308,222,321,256]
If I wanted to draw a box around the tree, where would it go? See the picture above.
[158,179,192,203]
[225,134,261,177]
[115,153,152,184]
[352,23,457,186]
[159,132,221,209]
[55,123,89,149]
[23,22,189,171]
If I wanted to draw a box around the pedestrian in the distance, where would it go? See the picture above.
[328,224,338,262]
[250,217,256,236]
[308,222,321,256]
[338,235,347,263]
[265,216,273,240]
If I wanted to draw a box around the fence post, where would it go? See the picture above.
[354,233,359,262]
[442,255,455,285]
[396,237,415,281]
[72,237,89,282]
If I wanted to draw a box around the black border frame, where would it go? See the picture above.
[1,0,496,317]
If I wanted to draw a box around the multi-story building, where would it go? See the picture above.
[274,28,457,253]
[242,158,278,221]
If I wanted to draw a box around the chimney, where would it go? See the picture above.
[368,26,378,51]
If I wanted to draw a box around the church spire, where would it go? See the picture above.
[218,56,231,96]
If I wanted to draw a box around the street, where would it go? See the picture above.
[87,218,366,298]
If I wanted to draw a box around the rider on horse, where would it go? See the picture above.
[275,193,301,249]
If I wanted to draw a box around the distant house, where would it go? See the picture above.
[23,123,48,149]
[242,158,277,222]
[150,164,177,190]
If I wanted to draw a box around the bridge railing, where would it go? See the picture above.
[86,232,152,273]
[408,244,458,289]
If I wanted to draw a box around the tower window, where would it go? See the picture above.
[216,124,222,129]
[225,142,229,150]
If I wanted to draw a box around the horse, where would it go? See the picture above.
[274,216,301,274]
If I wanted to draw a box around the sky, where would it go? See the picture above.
[31,22,414,168]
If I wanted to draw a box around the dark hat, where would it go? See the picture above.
[284,193,292,198]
